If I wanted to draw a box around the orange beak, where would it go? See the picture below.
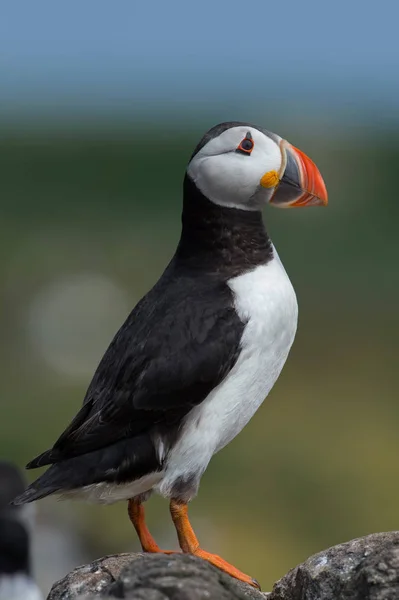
[269,140,328,208]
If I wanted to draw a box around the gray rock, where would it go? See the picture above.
[269,531,399,600]
[107,553,267,600]
[48,532,399,600]
[47,553,137,599]
[48,552,267,600]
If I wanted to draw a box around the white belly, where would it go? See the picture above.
[158,247,298,497]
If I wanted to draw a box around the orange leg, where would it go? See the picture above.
[127,498,174,554]
[169,499,260,589]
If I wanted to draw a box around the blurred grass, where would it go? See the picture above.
[0,122,398,590]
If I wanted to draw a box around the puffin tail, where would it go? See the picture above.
[12,433,161,506]
[26,449,55,470]
[11,465,62,505]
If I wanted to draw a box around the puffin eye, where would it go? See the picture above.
[236,133,254,155]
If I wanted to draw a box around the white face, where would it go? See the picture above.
[187,126,283,211]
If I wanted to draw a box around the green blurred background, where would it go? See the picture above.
[1,0,399,595]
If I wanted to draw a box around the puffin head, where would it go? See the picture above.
[187,121,328,211]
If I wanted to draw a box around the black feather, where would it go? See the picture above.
[15,433,161,504]
[18,144,273,500]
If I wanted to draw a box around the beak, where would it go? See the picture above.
[267,140,328,208]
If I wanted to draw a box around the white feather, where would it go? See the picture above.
[59,471,163,505]
[158,246,298,499]
[63,246,297,505]
[187,126,282,210]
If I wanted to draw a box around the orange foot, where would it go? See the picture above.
[193,547,260,589]
[170,499,260,590]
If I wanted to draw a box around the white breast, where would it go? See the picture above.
[159,246,298,498]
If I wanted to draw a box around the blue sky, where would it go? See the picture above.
[1,1,399,121]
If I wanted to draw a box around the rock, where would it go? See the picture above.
[48,532,399,600]
[269,531,399,600]
[47,552,268,600]
[47,553,137,599]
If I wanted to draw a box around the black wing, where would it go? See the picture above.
[27,265,244,468]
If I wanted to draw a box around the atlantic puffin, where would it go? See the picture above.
[13,122,328,588]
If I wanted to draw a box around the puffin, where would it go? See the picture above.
[0,462,43,600]
[13,122,328,588]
